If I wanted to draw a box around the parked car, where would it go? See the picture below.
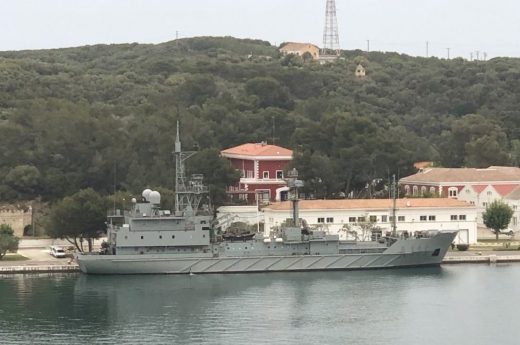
[499,228,515,236]
[50,246,66,258]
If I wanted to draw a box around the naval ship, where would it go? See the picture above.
[76,124,457,275]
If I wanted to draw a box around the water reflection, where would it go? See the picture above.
[1,265,518,345]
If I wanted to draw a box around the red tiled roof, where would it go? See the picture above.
[492,184,519,196]
[221,143,292,158]
[472,185,487,194]
[265,198,473,211]
[400,166,520,183]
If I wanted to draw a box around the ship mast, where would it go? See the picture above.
[174,121,208,216]
[391,174,397,237]
[287,168,304,227]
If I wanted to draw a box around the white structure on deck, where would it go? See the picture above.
[262,198,477,245]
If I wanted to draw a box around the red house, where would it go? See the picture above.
[221,142,293,203]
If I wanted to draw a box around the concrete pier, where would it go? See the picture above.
[0,264,79,274]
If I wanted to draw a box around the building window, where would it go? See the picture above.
[381,215,388,222]
[513,217,518,226]
[257,190,270,202]
[247,170,253,178]
[398,216,405,222]
[483,202,488,207]
[239,169,245,177]
[451,215,458,221]
[263,171,269,179]
[429,215,436,221]
[349,217,356,223]
[487,191,492,196]
[357,217,366,222]
[430,187,436,194]
[413,186,418,196]
[404,185,410,196]
[276,170,284,179]
[420,215,427,221]
[369,215,377,222]
[459,215,466,220]
[318,217,325,223]
[448,187,458,198]
[326,217,334,223]
[421,186,427,195]
[514,205,518,210]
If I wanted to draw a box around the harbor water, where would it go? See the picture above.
[1,264,519,345]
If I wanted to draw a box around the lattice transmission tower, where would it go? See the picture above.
[322,0,340,55]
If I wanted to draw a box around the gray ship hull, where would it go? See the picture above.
[76,231,457,275]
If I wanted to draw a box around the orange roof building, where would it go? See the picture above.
[399,166,520,233]
[221,142,293,203]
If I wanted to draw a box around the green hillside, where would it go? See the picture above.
[1,36,519,202]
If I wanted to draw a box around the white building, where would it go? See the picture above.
[262,198,477,244]
[400,166,520,231]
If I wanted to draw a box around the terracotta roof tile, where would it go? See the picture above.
[492,184,519,196]
[472,185,487,194]
[400,166,520,183]
[505,185,520,200]
[265,198,473,211]
[221,143,292,158]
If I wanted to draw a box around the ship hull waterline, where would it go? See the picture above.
[76,232,457,275]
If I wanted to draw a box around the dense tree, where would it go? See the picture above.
[46,188,108,252]
[0,224,19,260]
[482,200,514,240]
[186,148,240,207]
[1,37,520,203]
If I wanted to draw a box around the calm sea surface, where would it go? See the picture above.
[1,264,519,345]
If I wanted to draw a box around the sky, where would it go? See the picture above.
[2,0,520,59]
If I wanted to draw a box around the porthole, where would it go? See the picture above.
[172,235,175,239]
[159,235,162,239]
[140,236,144,239]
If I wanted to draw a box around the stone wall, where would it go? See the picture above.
[0,206,32,237]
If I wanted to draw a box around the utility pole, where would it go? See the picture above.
[367,39,370,53]
[446,48,450,60]
[470,52,473,61]
[272,116,276,145]
[391,175,397,237]
[476,50,480,60]
[426,41,429,58]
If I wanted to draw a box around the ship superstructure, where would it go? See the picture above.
[76,124,457,274]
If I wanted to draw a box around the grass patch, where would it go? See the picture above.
[1,254,30,261]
